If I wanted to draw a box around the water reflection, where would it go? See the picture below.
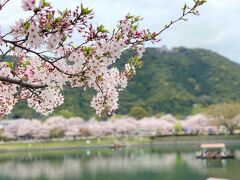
[182,154,207,173]
[0,147,239,180]
[235,150,240,160]
[86,153,176,173]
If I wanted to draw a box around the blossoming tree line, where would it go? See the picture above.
[0,0,206,117]
[3,114,238,140]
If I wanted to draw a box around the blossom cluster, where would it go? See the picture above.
[0,0,155,116]
[0,0,205,116]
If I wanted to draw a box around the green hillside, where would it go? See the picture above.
[117,47,240,116]
[7,47,240,119]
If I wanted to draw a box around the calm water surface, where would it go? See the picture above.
[0,145,239,180]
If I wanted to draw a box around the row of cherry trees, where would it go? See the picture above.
[0,0,206,116]
[2,114,232,140]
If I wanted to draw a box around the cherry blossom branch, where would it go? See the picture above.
[0,0,206,116]
[1,38,87,76]
[0,76,48,89]
[0,0,10,10]
[155,0,205,37]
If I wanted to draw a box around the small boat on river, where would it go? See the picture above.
[196,143,234,159]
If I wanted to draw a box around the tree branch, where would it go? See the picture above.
[0,76,48,89]
[0,0,10,10]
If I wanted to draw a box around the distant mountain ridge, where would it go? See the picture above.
[7,47,240,119]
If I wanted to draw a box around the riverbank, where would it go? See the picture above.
[0,135,239,153]
[0,136,149,153]
[148,135,240,151]
[151,134,240,145]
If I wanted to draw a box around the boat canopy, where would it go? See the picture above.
[200,143,226,149]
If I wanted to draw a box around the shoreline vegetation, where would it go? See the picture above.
[1,113,239,154]
[0,135,239,153]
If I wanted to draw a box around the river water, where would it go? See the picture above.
[0,145,239,180]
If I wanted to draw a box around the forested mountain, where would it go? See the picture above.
[7,47,240,119]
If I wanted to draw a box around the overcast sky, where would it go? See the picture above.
[1,0,239,63]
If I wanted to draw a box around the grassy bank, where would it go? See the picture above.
[151,134,240,144]
[148,135,240,151]
[0,136,149,152]
[0,135,239,153]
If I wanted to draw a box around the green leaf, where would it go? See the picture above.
[23,21,30,30]
[42,0,50,7]
[62,34,67,42]
[5,61,14,70]
[47,13,53,19]
[45,23,52,30]
[96,76,104,81]
[22,59,30,69]
[97,25,109,33]
[133,25,138,31]
[134,17,139,22]
[127,15,134,19]
[54,17,61,23]
[81,3,92,15]
[128,56,143,68]
[37,65,42,71]
[182,4,187,11]
[199,0,207,5]
[83,46,93,54]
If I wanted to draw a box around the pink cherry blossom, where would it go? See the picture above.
[21,0,36,11]
[0,0,205,116]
